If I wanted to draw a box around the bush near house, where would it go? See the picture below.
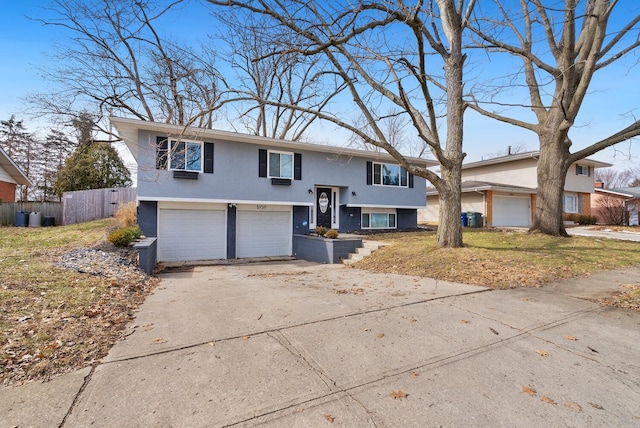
[107,226,142,247]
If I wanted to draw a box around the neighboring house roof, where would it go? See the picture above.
[595,187,640,199]
[461,150,612,170]
[111,116,437,167]
[0,145,32,186]
[427,180,536,195]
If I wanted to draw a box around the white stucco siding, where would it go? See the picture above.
[461,193,485,214]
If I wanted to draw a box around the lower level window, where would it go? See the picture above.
[563,194,579,213]
[362,212,396,229]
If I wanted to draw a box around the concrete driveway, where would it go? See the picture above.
[569,225,640,242]
[3,261,640,427]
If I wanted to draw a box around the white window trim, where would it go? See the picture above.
[268,150,294,179]
[372,162,409,188]
[361,208,397,229]
[563,194,580,213]
[169,139,204,173]
[576,164,590,176]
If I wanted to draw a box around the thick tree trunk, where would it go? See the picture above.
[437,164,463,247]
[530,140,571,236]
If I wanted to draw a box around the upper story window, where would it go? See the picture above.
[170,140,202,172]
[575,164,590,177]
[269,150,293,179]
[373,163,408,187]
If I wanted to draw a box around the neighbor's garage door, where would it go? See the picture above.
[492,196,531,227]
[236,208,291,258]
[158,208,226,262]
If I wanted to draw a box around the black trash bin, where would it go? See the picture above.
[14,211,29,227]
[43,216,56,227]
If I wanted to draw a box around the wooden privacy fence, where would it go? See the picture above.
[62,188,137,225]
[0,202,63,226]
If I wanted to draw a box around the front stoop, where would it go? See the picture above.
[342,240,387,265]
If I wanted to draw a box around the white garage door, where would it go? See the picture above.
[158,209,226,262]
[493,196,531,227]
[236,210,291,258]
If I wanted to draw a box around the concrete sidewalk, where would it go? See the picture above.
[2,261,640,427]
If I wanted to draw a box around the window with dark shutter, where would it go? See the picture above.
[204,142,214,174]
[373,163,382,185]
[294,153,302,180]
[259,149,267,177]
[366,161,373,185]
[409,173,414,188]
[156,136,168,170]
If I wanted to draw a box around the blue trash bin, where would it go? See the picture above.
[461,212,468,227]
[14,211,29,227]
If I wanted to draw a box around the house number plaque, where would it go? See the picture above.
[319,192,329,213]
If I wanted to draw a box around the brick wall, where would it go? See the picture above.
[0,181,16,202]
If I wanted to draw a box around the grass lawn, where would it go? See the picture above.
[353,228,640,289]
[0,219,157,386]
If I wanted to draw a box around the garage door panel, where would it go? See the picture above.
[158,209,226,262]
[493,196,531,227]
[236,211,291,258]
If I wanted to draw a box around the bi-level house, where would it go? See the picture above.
[420,151,610,227]
[112,117,434,264]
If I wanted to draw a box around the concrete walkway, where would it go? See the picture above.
[2,261,640,427]
[569,225,640,242]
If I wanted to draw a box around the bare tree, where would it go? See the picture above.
[483,143,529,160]
[469,0,640,236]
[208,0,477,248]
[29,0,221,135]
[0,116,41,201]
[595,167,637,189]
[213,12,335,141]
[595,193,627,225]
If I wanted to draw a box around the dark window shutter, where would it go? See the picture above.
[294,153,302,180]
[259,149,267,177]
[204,142,214,174]
[366,161,372,185]
[156,136,168,170]
[409,173,414,188]
[373,163,381,185]
[587,166,591,177]
[576,165,580,175]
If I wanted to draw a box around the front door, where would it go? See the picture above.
[316,187,332,228]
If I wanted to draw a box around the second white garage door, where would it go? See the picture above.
[236,209,292,258]
[492,196,531,227]
[158,208,226,262]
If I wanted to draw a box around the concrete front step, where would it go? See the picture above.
[342,240,387,265]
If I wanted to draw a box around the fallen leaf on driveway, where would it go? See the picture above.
[589,402,604,410]
[461,319,470,324]
[535,349,550,357]
[242,336,250,341]
[564,335,578,341]
[409,371,418,378]
[565,401,583,412]
[489,327,499,335]
[376,333,385,338]
[390,390,408,400]
[540,396,556,405]
[153,338,167,344]
[364,328,371,332]
[522,386,537,396]
[324,414,334,423]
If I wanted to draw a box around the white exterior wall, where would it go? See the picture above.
[565,162,597,193]
[418,194,439,223]
[461,158,538,188]
[461,193,485,214]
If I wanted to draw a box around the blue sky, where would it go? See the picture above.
[0,1,638,170]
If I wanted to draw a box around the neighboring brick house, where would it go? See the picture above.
[0,146,31,202]
[419,151,611,227]
[591,185,640,226]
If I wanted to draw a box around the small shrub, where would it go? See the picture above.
[564,213,579,222]
[577,214,597,225]
[314,226,328,236]
[108,226,142,247]
[324,229,339,239]
[114,202,137,228]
